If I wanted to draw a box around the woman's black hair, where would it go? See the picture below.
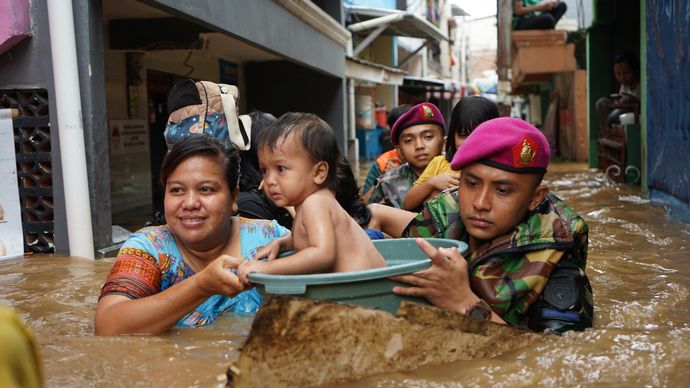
[614,52,640,77]
[256,112,340,189]
[160,135,241,191]
[445,95,499,162]
[239,111,276,191]
[334,157,371,228]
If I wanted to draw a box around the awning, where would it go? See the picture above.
[402,76,449,91]
[347,6,450,56]
[346,56,406,85]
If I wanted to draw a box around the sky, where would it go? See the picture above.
[452,0,496,19]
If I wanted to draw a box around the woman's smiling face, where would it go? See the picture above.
[164,155,235,251]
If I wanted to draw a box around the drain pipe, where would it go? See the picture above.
[346,38,359,174]
[47,0,95,259]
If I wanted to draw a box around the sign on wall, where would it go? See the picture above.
[109,119,149,156]
[0,109,24,260]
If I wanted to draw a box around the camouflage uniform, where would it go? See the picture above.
[367,163,418,209]
[404,188,593,333]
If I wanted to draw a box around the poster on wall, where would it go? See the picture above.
[0,109,24,260]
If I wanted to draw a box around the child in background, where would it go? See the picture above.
[366,102,446,209]
[237,113,385,282]
[402,96,499,210]
[361,104,412,194]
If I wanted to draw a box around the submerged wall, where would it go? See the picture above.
[646,0,690,222]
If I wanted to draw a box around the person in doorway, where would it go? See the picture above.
[402,96,499,210]
[365,102,445,209]
[595,52,641,131]
[513,0,567,30]
[236,113,385,283]
[370,117,593,333]
[95,136,289,335]
[362,104,412,194]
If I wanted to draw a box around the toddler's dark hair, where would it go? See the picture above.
[334,157,371,228]
[256,112,340,189]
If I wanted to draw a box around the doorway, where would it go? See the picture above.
[147,70,179,217]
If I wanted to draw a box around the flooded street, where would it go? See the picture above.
[2,164,690,386]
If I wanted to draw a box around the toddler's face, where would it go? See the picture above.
[258,137,322,208]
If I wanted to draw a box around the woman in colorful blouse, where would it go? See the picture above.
[95,136,288,335]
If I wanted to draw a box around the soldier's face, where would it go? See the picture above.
[397,124,444,175]
[458,163,548,250]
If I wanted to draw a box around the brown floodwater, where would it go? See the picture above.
[2,164,690,386]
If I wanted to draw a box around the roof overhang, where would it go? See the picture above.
[402,76,455,91]
[346,56,406,85]
[348,10,450,42]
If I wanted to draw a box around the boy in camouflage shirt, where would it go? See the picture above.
[366,102,445,209]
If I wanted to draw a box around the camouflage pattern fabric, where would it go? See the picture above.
[362,162,382,194]
[404,188,593,333]
[367,163,418,209]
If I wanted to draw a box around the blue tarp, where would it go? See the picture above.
[646,0,690,205]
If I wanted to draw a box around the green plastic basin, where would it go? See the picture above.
[248,238,468,314]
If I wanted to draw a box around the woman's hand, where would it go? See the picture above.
[195,254,247,297]
[96,254,248,336]
[391,238,475,313]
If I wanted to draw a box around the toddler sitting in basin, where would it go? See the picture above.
[237,113,385,282]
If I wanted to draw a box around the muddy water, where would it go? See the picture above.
[2,164,690,386]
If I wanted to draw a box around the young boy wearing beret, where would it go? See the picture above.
[376,117,593,333]
[366,102,445,209]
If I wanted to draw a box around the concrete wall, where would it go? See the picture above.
[646,0,690,220]
[0,0,31,55]
[0,0,69,253]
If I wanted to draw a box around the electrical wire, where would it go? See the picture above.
[182,51,194,77]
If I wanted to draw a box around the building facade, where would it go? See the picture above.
[0,0,350,257]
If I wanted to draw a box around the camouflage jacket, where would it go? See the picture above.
[367,163,418,209]
[404,188,593,333]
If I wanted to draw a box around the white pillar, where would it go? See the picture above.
[47,0,95,259]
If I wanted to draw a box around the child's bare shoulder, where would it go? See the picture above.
[303,189,336,206]
[299,190,339,218]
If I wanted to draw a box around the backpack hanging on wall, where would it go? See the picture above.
[164,79,252,150]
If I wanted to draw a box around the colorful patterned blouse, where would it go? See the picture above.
[100,217,288,326]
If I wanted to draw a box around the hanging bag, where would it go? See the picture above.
[164,79,252,150]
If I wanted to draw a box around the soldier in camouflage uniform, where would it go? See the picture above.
[366,102,445,210]
[388,117,593,333]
